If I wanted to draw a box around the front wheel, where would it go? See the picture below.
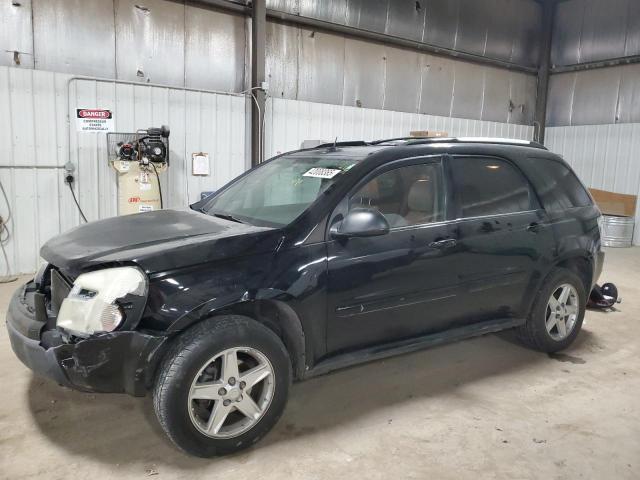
[153,315,291,457]
[518,268,586,353]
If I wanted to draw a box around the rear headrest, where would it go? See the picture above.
[407,179,434,212]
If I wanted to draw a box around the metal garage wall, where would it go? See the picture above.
[267,0,542,67]
[266,22,538,124]
[545,124,640,244]
[265,97,535,158]
[0,66,247,274]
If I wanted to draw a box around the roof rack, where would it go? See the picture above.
[311,137,547,151]
[373,136,547,150]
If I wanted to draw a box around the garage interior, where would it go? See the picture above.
[0,0,639,477]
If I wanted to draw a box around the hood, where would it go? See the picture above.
[41,209,282,276]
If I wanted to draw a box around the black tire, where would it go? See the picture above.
[517,268,586,353]
[153,315,291,457]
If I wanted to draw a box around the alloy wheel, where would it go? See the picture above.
[545,283,579,341]
[187,347,275,438]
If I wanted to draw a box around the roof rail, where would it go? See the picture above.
[315,140,370,148]
[310,136,547,151]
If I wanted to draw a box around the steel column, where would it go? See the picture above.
[251,0,266,167]
[534,0,555,144]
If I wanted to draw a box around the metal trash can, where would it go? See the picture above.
[601,215,635,247]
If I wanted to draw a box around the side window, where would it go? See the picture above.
[350,163,444,228]
[521,157,592,212]
[450,156,532,218]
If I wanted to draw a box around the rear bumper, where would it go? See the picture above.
[6,282,168,396]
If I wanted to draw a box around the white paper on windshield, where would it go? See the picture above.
[303,167,342,179]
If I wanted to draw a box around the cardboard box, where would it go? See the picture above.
[409,130,448,138]
[589,188,637,217]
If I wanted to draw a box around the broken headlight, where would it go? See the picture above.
[57,267,147,336]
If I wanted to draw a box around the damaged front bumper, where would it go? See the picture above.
[6,282,168,396]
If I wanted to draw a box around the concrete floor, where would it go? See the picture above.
[0,248,638,480]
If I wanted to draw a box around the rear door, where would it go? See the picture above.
[445,155,556,324]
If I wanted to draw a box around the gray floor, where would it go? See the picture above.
[1,248,639,479]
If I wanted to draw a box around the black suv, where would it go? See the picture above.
[7,137,604,457]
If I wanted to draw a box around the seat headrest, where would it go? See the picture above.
[407,179,434,213]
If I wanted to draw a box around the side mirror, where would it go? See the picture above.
[331,208,390,239]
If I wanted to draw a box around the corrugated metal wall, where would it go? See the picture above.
[267,0,542,67]
[545,124,640,244]
[1,0,539,125]
[267,23,538,124]
[265,97,535,158]
[0,0,248,92]
[551,0,640,67]
[546,0,640,127]
[547,64,640,127]
[0,66,247,274]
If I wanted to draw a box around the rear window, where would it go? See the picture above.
[521,157,592,212]
[449,156,533,218]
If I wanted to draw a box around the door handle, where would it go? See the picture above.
[429,238,457,249]
[526,222,542,233]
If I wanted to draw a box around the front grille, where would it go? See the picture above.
[50,269,72,315]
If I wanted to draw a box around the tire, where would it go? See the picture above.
[153,315,291,457]
[517,268,586,353]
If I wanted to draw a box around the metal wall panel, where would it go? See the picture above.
[265,97,535,159]
[551,0,640,67]
[482,66,510,123]
[618,64,640,124]
[299,0,348,25]
[297,27,345,105]
[185,6,246,92]
[451,61,484,119]
[545,124,640,244]
[115,0,185,86]
[266,22,299,99]
[423,0,458,49]
[419,54,455,117]
[32,0,116,77]
[269,0,542,67]
[454,0,488,57]
[385,0,426,42]
[384,46,422,113]
[342,38,385,109]
[268,23,536,124]
[0,0,33,68]
[0,66,247,274]
[344,0,388,33]
[547,64,640,126]
[571,68,621,125]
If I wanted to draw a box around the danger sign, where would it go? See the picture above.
[76,108,114,132]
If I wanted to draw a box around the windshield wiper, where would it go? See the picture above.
[210,212,245,224]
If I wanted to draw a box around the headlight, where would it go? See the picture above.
[57,266,147,336]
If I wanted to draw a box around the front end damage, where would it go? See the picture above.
[6,280,168,396]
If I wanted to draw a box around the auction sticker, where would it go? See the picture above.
[303,167,342,179]
[76,108,114,132]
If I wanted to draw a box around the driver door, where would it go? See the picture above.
[325,157,460,355]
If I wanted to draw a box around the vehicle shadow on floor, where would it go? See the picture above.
[26,328,598,468]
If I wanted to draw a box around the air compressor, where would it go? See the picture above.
[108,126,170,215]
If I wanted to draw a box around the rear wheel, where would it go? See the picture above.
[153,315,291,457]
[518,268,586,352]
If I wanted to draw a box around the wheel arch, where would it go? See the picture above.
[554,254,594,294]
[159,299,307,382]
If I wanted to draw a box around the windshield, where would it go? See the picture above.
[201,153,361,227]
